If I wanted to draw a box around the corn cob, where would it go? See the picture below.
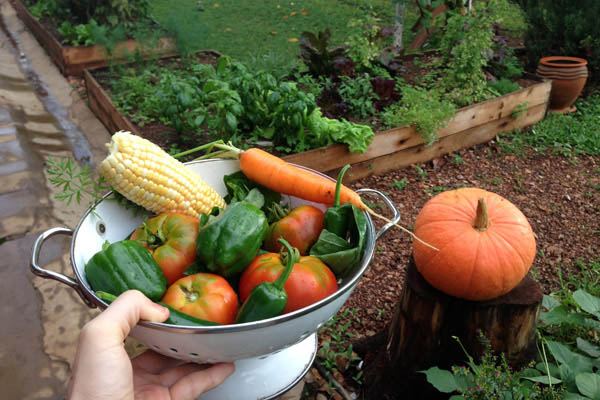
[99,131,226,217]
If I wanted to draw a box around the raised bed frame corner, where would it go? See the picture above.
[10,0,177,76]
[83,66,551,182]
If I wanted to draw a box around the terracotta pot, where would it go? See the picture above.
[536,56,588,113]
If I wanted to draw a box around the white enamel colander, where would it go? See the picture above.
[31,159,400,364]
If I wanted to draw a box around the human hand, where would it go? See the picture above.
[68,290,235,399]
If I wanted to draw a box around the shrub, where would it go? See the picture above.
[518,0,600,80]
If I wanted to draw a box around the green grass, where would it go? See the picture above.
[151,0,417,70]
[499,94,600,156]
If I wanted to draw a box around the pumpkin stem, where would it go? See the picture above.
[474,198,489,231]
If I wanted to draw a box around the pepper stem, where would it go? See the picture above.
[473,198,489,231]
[334,164,351,207]
[274,239,300,290]
[96,291,117,303]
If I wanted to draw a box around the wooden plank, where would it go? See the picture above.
[84,69,140,134]
[340,103,548,182]
[63,38,177,75]
[283,80,551,172]
[10,0,66,73]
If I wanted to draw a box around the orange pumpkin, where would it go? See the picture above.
[413,188,536,301]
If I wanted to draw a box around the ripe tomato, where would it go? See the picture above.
[162,273,238,325]
[264,205,324,255]
[131,213,199,284]
[239,253,338,313]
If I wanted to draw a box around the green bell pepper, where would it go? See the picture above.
[235,239,300,323]
[197,201,268,278]
[85,240,167,302]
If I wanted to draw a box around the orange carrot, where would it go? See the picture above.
[239,148,365,208]
[203,143,437,250]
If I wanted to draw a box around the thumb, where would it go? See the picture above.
[91,290,169,345]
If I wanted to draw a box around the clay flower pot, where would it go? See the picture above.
[536,56,588,113]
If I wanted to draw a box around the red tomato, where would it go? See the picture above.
[264,205,324,255]
[239,253,338,313]
[131,213,199,284]
[162,273,239,324]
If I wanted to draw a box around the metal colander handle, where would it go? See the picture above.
[356,188,401,241]
[30,227,96,308]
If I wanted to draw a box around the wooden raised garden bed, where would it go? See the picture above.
[10,0,177,76]
[84,67,551,182]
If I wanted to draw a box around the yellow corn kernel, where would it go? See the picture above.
[99,131,225,217]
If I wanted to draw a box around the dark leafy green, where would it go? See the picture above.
[310,204,367,277]
[223,171,280,214]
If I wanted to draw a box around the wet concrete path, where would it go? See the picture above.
[0,1,110,397]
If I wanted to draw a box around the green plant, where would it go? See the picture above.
[338,74,377,119]
[437,8,495,106]
[452,153,464,165]
[423,337,562,399]
[535,288,600,399]
[108,57,373,153]
[391,177,408,191]
[318,307,362,383]
[499,95,600,157]
[511,102,529,119]
[57,21,95,46]
[425,185,449,196]
[345,14,388,69]
[382,86,456,144]
[46,157,109,205]
[415,165,428,180]
[489,78,521,96]
[299,29,351,78]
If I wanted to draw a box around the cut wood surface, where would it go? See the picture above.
[364,258,543,399]
[11,0,176,75]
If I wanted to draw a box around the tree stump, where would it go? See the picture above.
[364,258,543,399]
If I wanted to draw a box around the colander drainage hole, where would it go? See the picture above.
[153,345,160,350]
[170,348,178,353]
[189,352,199,357]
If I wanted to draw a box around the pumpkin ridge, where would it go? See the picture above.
[488,231,512,294]
[415,218,472,229]
[491,230,526,293]
[418,228,474,272]
[465,233,485,297]
[422,202,474,221]
[489,228,528,275]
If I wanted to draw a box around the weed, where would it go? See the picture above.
[499,95,600,157]
[426,185,449,196]
[452,153,464,165]
[318,308,362,383]
[488,176,503,186]
[511,102,529,119]
[414,165,428,181]
[391,178,408,191]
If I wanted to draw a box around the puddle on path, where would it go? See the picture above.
[0,11,97,400]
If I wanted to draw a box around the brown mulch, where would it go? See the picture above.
[342,142,599,339]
